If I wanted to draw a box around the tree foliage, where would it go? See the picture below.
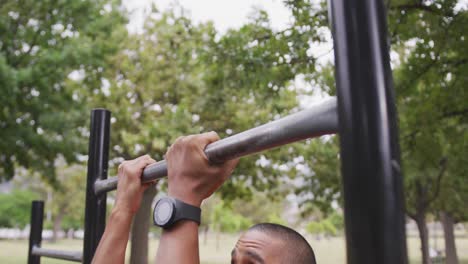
[0,0,127,184]
[306,212,343,236]
[0,190,38,228]
[86,4,332,203]
[0,3,465,263]
[389,0,467,218]
[210,201,253,233]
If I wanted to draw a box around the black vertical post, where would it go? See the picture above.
[28,201,44,264]
[83,109,111,264]
[330,0,408,263]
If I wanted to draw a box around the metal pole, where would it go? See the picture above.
[31,247,82,262]
[83,109,111,264]
[28,201,44,264]
[94,97,338,194]
[330,0,407,263]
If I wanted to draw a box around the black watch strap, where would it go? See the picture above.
[173,198,201,225]
[154,197,201,229]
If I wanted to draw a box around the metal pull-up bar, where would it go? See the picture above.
[93,97,338,195]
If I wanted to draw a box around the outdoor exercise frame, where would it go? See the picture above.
[27,0,408,263]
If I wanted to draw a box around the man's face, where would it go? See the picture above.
[231,230,284,264]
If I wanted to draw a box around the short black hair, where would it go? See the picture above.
[248,223,317,264]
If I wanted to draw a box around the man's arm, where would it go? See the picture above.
[155,132,239,264]
[155,221,200,263]
[92,155,156,264]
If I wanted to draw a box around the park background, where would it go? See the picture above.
[0,0,466,263]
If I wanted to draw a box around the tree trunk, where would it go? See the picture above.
[203,225,209,246]
[440,211,459,264]
[130,186,157,264]
[52,211,64,243]
[216,225,220,251]
[415,213,431,264]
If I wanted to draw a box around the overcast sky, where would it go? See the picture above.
[121,0,334,106]
[123,0,293,33]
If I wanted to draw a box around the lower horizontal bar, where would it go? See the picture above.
[94,97,338,195]
[32,246,82,262]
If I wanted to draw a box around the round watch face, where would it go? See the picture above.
[153,198,174,226]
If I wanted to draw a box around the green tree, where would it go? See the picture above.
[231,192,287,225]
[434,137,468,264]
[273,2,467,264]
[212,201,253,233]
[11,160,87,241]
[306,221,323,235]
[0,190,38,228]
[87,9,213,263]
[306,212,343,236]
[49,163,87,241]
[389,1,467,263]
[88,3,324,261]
[292,138,341,216]
[0,0,127,184]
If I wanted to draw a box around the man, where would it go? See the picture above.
[92,132,316,264]
[233,223,316,264]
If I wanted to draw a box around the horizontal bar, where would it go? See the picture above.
[31,246,82,262]
[94,97,338,195]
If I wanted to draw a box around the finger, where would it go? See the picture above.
[143,155,157,164]
[131,157,155,172]
[173,136,186,145]
[181,135,195,143]
[216,158,239,180]
[118,160,132,175]
[143,180,158,187]
[197,131,220,147]
[142,182,151,191]
[135,154,154,163]
[226,157,240,171]
[123,157,140,167]
[142,179,158,191]
[118,160,129,170]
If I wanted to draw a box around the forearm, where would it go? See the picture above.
[92,209,133,264]
[155,221,200,264]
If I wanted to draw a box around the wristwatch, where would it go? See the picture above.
[153,196,201,229]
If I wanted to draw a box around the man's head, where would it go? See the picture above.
[231,223,317,264]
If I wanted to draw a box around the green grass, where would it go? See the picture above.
[1,235,467,263]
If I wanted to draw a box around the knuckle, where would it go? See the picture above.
[180,137,189,145]
[175,136,185,144]
[121,162,134,174]
[118,161,127,171]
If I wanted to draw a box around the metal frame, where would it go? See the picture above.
[94,97,338,194]
[82,109,111,264]
[330,0,407,263]
[27,0,408,263]
[31,246,82,262]
[27,201,43,264]
[28,201,82,263]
